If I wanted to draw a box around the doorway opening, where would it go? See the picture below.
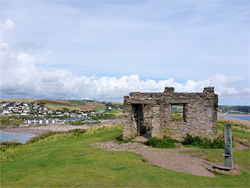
[132,104,146,135]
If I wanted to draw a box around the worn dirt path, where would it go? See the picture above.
[95,140,216,177]
[234,141,250,150]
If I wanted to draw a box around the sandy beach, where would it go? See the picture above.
[1,119,123,136]
[218,113,250,116]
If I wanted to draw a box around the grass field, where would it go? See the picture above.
[69,100,88,105]
[172,112,183,119]
[94,106,107,111]
[0,99,39,103]
[0,98,106,111]
[217,120,250,140]
[99,110,123,119]
[0,116,24,127]
[1,122,249,187]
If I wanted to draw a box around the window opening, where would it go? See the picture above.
[171,104,185,121]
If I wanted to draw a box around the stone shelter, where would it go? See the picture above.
[123,87,218,141]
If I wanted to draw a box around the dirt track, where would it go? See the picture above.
[94,139,247,177]
[95,140,216,177]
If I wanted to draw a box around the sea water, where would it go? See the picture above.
[0,130,36,144]
[218,115,250,121]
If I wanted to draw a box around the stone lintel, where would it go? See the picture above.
[167,100,189,104]
[129,100,151,104]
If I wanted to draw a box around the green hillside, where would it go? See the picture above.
[218,105,250,114]
[0,98,124,112]
[0,99,106,111]
[1,121,249,187]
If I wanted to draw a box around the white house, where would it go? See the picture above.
[82,113,88,118]
[21,112,29,116]
[3,110,10,114]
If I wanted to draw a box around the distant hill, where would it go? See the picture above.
[0,99,107,111]
[218,105,250,114]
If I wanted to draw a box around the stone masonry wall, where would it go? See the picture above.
[123,87,218,141]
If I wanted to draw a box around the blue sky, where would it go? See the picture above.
[0,0,249,104]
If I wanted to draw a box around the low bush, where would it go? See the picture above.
[115,135,133,143]
[144,137,178,148]
[67,121,100,126]
[0,141,22,152]
[0,116,24,127]
[181,134,224,149]
[100,113,116,119]
[68,129,87,137]
[0,141,22,146]
[218,117,249,129]
[26,132,58,144]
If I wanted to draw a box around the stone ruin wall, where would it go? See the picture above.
[123,87,218,141]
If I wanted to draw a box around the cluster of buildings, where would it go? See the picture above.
[25,118,64,125]
[0,102,31,116]
[0,101,88,118]
[0,101,113,126]
[0,101,124,127]
[25,118,99,125]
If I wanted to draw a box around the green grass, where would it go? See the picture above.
[179,150,204,158]
[1,124,250,187]
[106,110,123,116]
[110,102,123,105]
[40,99,105,111]
[204,149,250,173]
[99,110,123,119]
[100,113,116,119]
[191,153,203,158]
[217,120,250,140]
[44,103,83,111]
[0,116,24,127]
[65,120,101,126]
[172,112,183,119]
[0,141,22,152]
[94,106,107,111]
[69,100,88,105]
[238,140,250,146]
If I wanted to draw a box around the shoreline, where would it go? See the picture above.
[0,119,122,134]
[0,119,122,144]
[218,113,250,116]
[1,128,50,136]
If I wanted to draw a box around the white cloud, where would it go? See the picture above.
[0,18,248,105]
[0,38,249,105]
[0,19,15,33]
[17,53,34,64]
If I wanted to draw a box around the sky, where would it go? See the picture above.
[0,0,249,105]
